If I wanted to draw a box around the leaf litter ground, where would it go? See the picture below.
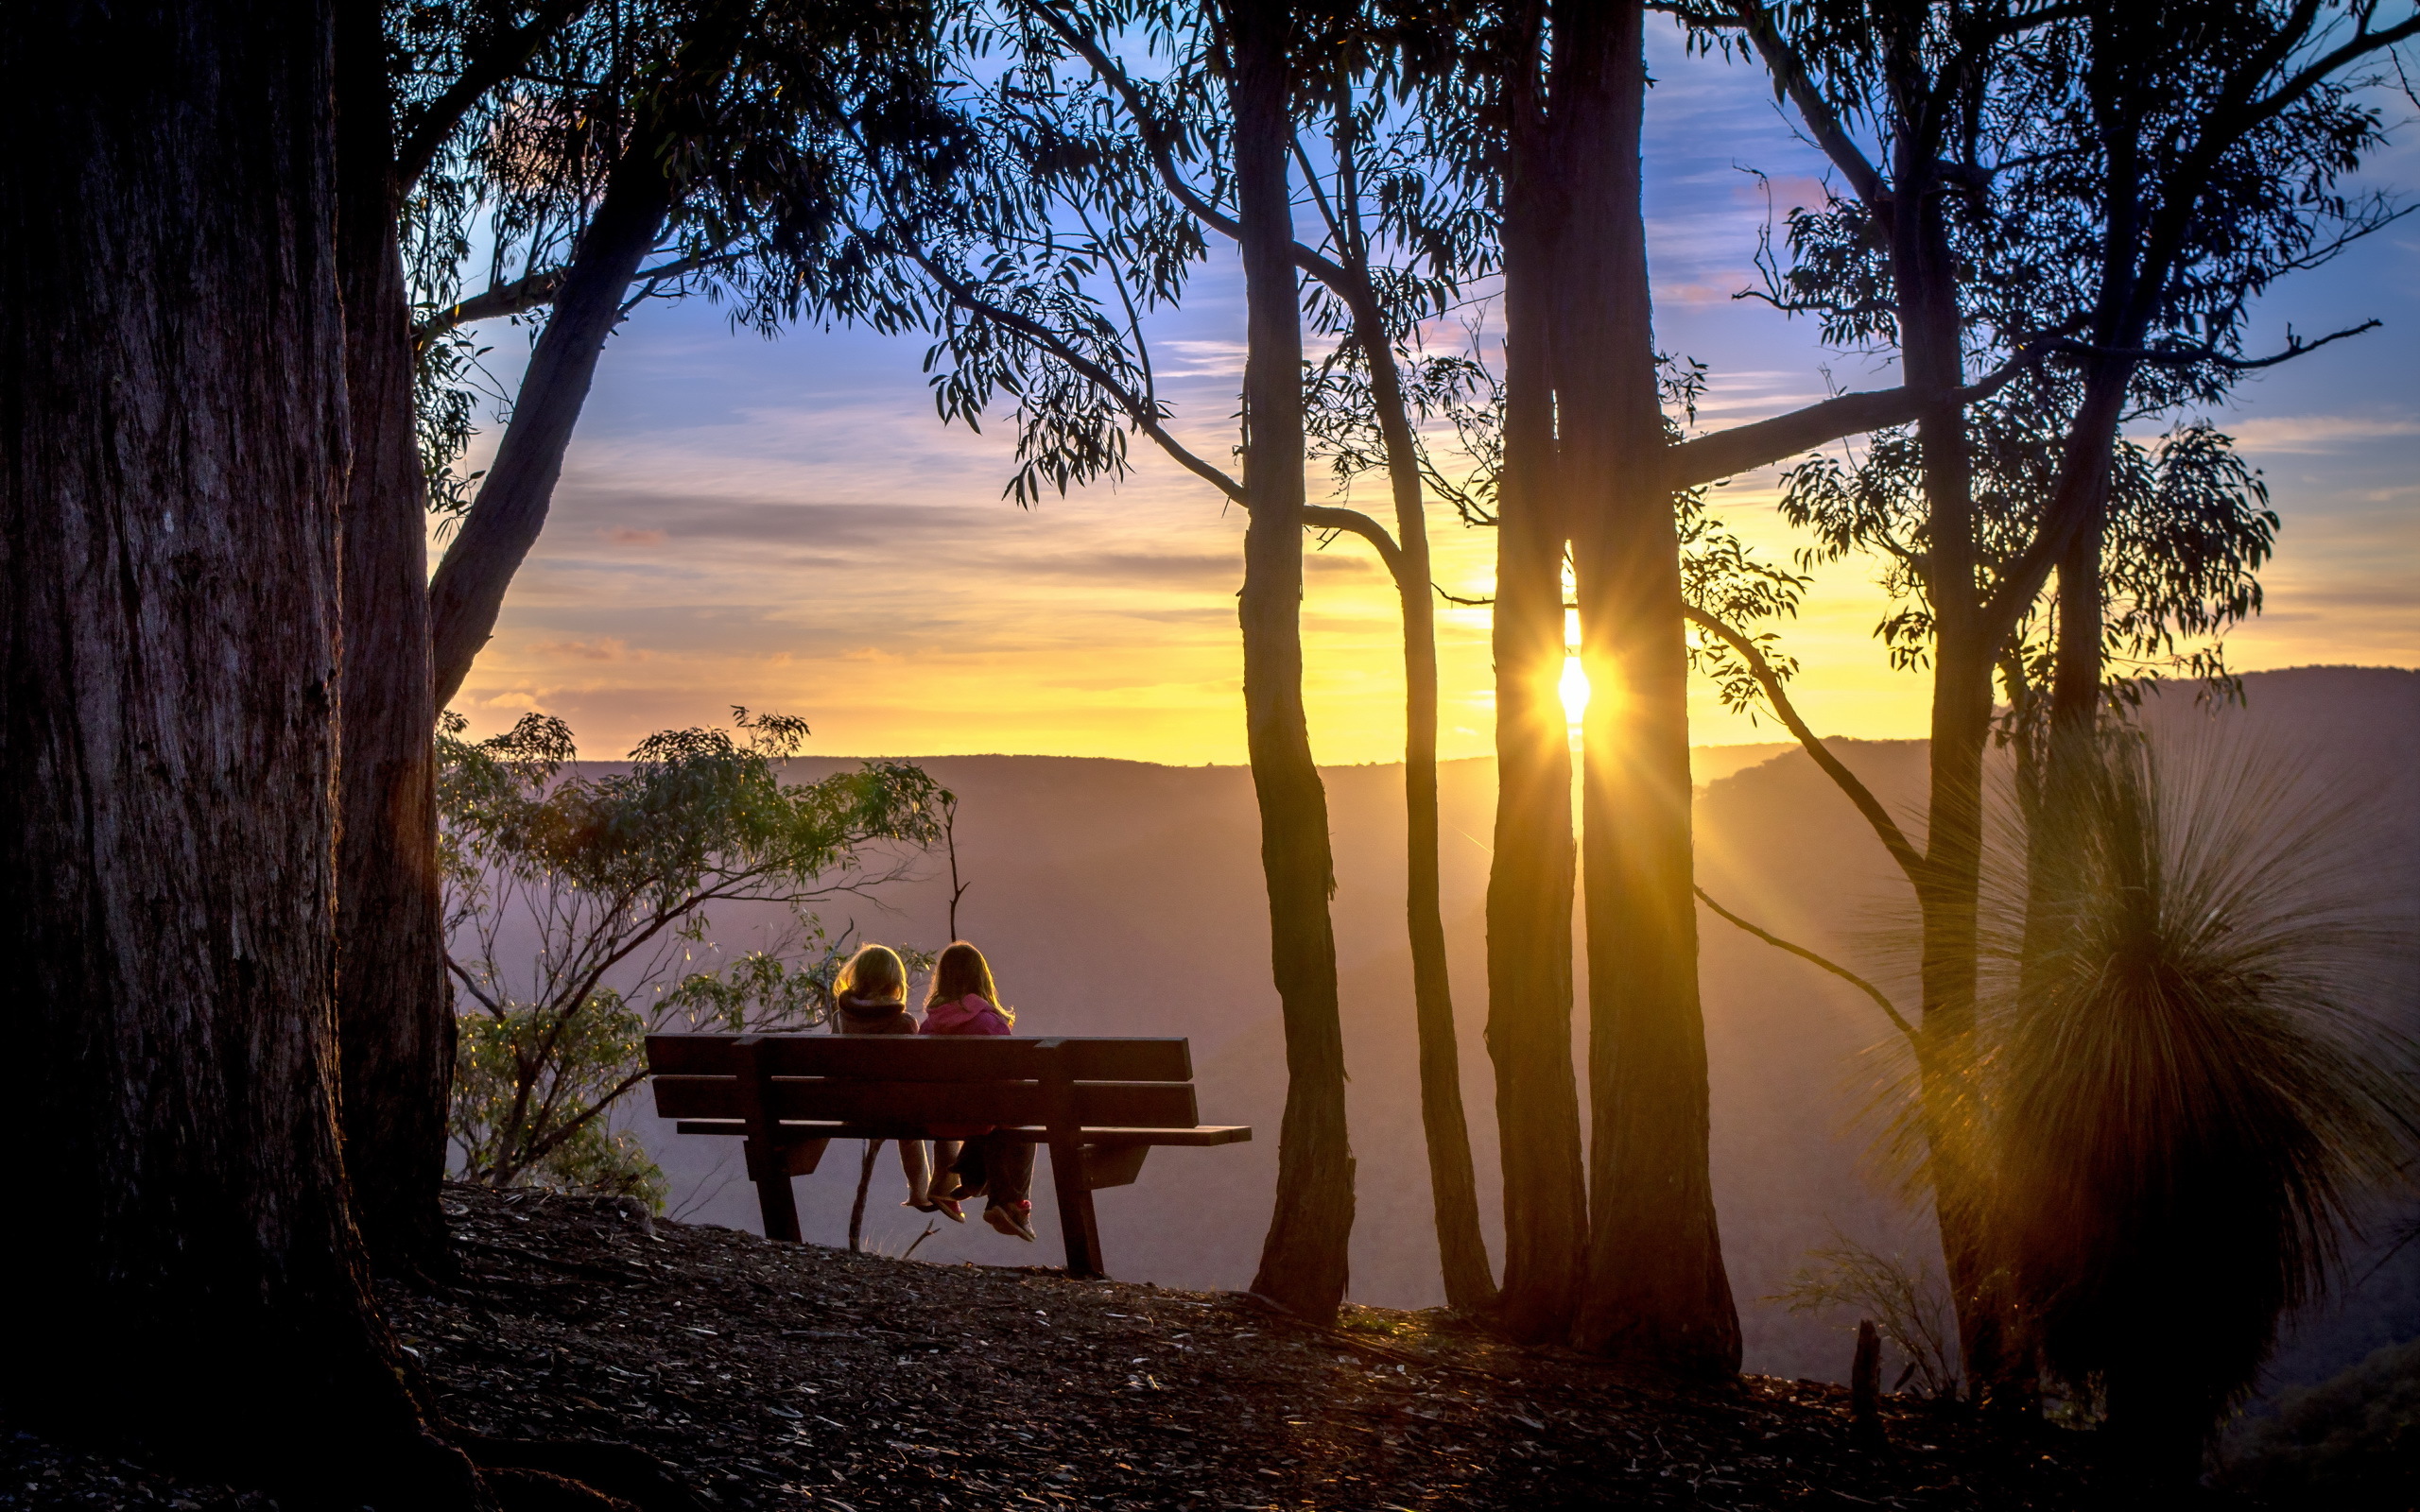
[6,1184,2100,1509]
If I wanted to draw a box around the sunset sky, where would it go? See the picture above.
[444,26,2420,766]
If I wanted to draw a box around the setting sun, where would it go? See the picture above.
[1559,654,1592,727]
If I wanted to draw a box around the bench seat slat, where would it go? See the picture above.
[644,1033,1192,1083]
[651,1074,1197,1129]
[669,1119,1252,1147]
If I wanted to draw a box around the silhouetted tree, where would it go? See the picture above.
[1456,0,2026,1364]
[1,1,488,1496]
[420,0,961,709]
[335,0,597,1282]
[1027,0,1504,1312]
[1700,0,2414,1394]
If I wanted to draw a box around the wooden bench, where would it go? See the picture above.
[643,1034,1250,1278]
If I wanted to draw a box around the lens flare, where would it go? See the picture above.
[1559,655,1591,727]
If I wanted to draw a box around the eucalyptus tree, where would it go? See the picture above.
[850,0,1426,1318]
[414,0,965,709]
[1447,0,2036,1365]
[1701,0,2415,1392]
[1011,0,1507,1312]
[1,1,493,1497]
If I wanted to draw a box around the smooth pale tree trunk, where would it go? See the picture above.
[1891,138,2014,1398]
[1564,0,1739,1374]
[0,3,485,1499]
[424,141,674,709]
[424,0,756,711]
[1483,0,1590,1340]
[1376,369,1496,1314]
[1230,0,1356,1323]
[1342,283,1496,1312]
[335,0,456,1281]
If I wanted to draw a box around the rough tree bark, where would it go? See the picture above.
[1482,0,1590,1344]
[1564,0,1740,1374]
[1231,0,1357,1323]
[0,2,487,1499]
[335,0,456,1281]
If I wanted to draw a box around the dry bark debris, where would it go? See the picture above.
[8,1185,2098,1509]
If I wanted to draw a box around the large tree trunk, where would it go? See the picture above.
[336,0,456,1280]
[0,3,485,1500]
[1565,0,1739,1374]
[1482,0,1589,1341]
[1231,0,1356,1322]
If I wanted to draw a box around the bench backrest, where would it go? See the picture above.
[644,1034,1200,1130]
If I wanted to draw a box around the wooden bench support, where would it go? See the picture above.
[735,1035,828,1243]
[1035,1040,1101,1278]
[1080,1143,1150,1190]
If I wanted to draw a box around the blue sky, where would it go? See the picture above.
[443,22,2420,765]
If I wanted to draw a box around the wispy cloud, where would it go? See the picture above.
[2223,413,2420,454]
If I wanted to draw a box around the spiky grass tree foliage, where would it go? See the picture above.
[1991,733,2418,1472]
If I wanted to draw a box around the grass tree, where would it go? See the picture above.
[439,709,945,1200]
[1987,735,2419,1480]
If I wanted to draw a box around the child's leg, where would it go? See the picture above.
[951,1140,989,1199]
[978,1134,1038,1241]
[929,1141,963,1197]
[982,1134,1036,1209]
[898,1138,930,1204]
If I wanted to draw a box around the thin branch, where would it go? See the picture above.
[1696,886,1916,1043]
[1024,0,1241,240]
[1026,0,1357,293]
[898,235,1246,502]
[417,266,568,348]
[415,249,733,349]
[1686,606,1931,889]
[2045,318,2381,371]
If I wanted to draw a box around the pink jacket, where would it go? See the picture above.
[920,993,1012,1037]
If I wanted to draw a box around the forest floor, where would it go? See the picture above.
[7,1184,2112,1510]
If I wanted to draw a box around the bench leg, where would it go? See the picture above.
[1046,1133,1104,1279]
[745,1138,804,1243]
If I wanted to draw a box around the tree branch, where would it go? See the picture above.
[396,0,594,197]
[1728,0,1889,216]
[1686,606,1930,889]
[1695,886,1916,1043]
[1024,0,1243,241]
[1304,505,1404,579]
[415,266,567,348]
[904,238,1246,503]
[415,250,733,349]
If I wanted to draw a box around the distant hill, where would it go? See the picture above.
[628,665,2420,1391]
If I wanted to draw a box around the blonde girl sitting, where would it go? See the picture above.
[830,944,954,1218]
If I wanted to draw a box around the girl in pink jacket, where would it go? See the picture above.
[920,941,1036,1241]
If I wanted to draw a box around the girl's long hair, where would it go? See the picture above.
[925,940,1012,1023]
[835,943,907,1005]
